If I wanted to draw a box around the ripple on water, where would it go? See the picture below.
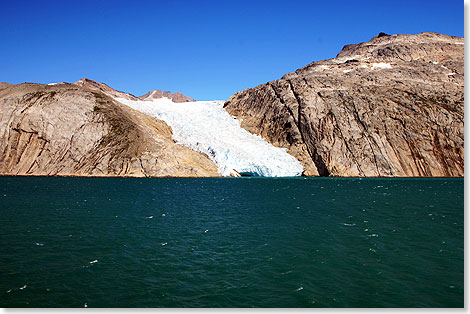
[0,177,463,307]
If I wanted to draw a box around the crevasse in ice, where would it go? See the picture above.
[115,97,303,177]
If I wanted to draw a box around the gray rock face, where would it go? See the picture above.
[224,32,464,177]
[0,83,219,177]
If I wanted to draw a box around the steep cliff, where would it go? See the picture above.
[224,32,464,177]
[0,83,219,177]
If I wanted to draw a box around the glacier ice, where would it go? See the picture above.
[115,97,303,177]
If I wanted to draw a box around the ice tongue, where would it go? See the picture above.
[114,97,303,177]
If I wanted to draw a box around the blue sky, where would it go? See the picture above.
[0,0,464,100]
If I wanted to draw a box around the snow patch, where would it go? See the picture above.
[371,63,392,70]
[115,98,303,177]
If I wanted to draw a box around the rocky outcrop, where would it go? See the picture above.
[224,32,464,177]
[0,83,219,177]
[73,78,140,101]
[139,90,195,103]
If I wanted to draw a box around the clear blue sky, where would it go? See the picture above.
[1,0,463,100]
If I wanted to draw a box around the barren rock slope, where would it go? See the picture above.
[0,83,219,177]
[224,32,464,176]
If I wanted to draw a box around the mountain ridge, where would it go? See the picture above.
[138,90,195,103]
[73,78,196,103]
[0,32,463,177]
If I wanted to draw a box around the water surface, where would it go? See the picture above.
[0,177,463,307]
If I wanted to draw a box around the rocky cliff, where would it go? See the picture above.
[0,83,219,177]
[224,32,464,177]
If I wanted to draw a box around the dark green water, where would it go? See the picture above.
[0,177,463,307]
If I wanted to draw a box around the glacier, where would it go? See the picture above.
[115,97,303,177]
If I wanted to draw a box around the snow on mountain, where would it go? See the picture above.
[115,97,303,177]
[138,90,195,103]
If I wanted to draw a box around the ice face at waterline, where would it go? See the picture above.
[115,98,303,177]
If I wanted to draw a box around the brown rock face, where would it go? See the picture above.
[0,83,12,91]
[0,83,219,177]
[139,90,195,102]
[224,32,464,177]
[73,78,140,101]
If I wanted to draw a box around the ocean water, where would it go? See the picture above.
[0,177,463,308]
